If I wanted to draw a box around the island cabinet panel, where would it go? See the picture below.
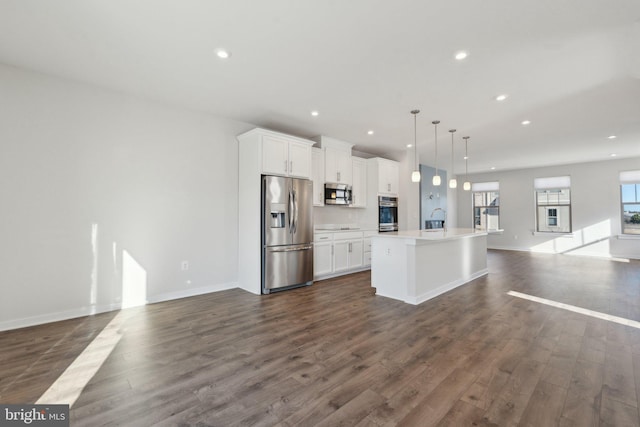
[371,229,488,305]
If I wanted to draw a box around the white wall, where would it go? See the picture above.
[456,157,640,259]
[0,63,251,330]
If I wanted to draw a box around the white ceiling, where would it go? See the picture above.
[1,0,639,173]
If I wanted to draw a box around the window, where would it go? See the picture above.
[620,170,640,235]
[472,182,500,231]
[535,176,571,233]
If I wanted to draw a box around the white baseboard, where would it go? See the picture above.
[0,282,239,332]
[407,268,489,305]
[314,266,371,282]
[0,302,123,332]
[147,282,238,304]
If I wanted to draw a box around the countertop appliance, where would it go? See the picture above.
[379,196,399,232]
[324,182,352,205]
[262,175,314,294]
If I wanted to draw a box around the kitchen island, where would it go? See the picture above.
[370,228,488,305]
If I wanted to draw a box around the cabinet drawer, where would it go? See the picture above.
[363,230,378,238]
[314,233,333,242]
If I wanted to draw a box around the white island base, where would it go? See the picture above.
[371,228,488,305]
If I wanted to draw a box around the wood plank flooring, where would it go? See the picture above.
[1,250,640,426]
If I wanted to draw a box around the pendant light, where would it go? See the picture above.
[411,110,421,182]
[463,136,471,191]
[432,120,441,186]
[449,129,457,189]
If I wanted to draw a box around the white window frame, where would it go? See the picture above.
[534,176,572,234]
[471,182,500,232]
[620,170,640,236]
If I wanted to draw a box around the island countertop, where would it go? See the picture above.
[372,228,487,242]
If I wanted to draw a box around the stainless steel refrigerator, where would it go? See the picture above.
[262,175,314,294]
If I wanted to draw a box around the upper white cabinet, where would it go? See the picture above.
[312,147,325,207]
[368,157,400,196]
[351,157,367,208]
[258,132,312,179]
[312,136,354,185]
[325,147,352,184]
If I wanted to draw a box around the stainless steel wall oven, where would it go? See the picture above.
[378,196,398,232]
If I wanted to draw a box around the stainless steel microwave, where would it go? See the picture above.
[324,183,352,205]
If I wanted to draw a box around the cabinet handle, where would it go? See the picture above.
[331,245,334,255]
[337,171,341,181]
[349,242,352,252]
[284,160,288,173]
[290,160,293,173]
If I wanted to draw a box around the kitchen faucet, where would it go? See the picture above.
[430,208,447,232]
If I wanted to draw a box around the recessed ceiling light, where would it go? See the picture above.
[495,94,508,102]
[608,135,617,139]
[214,48,231,59]
[521,120,531,125]
[464,156,469,160]
[310,110,319,117]
[490,166,496,170]
[368,130,374,135]
[406,144,412,148]
[455,51,468,60]
[611,153,617,157]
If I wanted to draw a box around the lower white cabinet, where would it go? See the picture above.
[314,230,371,279]
[333,239,363,272]
[314,241,333,276]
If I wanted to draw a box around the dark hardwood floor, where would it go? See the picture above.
[2,250,640,426]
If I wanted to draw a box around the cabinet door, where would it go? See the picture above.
[336,150,353,185]
[288,141,311,179]
[348,239,364,269]
[325,148,339,182]
[378,160,399,195]
[333,241,350,272]
[314,241,333,277]
[312,148,325,206]
[351,158,367,208]
[388,161,399,195]
[262,135,289,176]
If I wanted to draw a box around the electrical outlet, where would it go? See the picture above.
[386,248,391,256]
[181,261,189,271]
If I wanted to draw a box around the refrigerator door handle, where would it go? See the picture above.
[288,189,294,234]
[293,189,298,234]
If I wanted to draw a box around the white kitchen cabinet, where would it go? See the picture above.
[288,141,311,178]
[312,136,354,185]
[351,157,367,208]
[368,157,399,196]
[312,147,325,206]
[333,240,351,272]
[313,241,333,276]
[313,229,373,280]
[325,147,352,184]
[379,159,399,195]
[348,239,364,269]
[261,134,312,179]
[333,239,362,271]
